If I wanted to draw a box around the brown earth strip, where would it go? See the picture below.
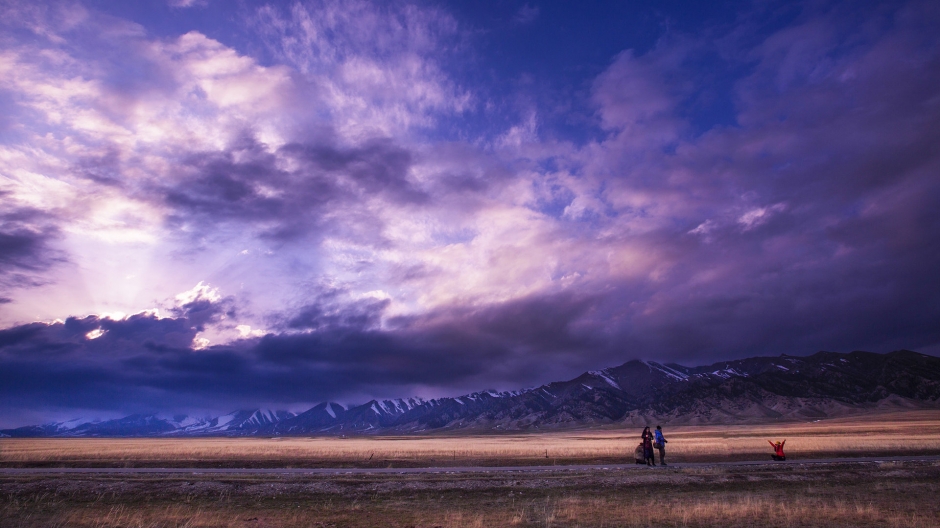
[2,459,939,527]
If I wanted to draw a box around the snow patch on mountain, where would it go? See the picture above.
[215,412,238,429]
[244,410,276,426]
[589,369,622,389]
[641,360,690,381]
[54,417,101,431]
[648,362,689,381]
[168,415,206,428]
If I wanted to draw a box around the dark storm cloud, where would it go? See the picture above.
[158,135,425,241]
[281,138,426,203]
[0,311,201,413]
[161,136,318,239]
[0,228,46,270]
[0,203,64,296]
[263,290,605,394]
[0,206,57,271]
[397,292,602,355]
[286,297,390,331]
[0,289,607,422]
[0,322,48,348]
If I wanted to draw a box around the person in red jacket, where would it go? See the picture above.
[769,439,786,461]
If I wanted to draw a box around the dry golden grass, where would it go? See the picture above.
[22,496,940,528]
[524,493,940,528]
[3,410,940,467]
[4,465,940,528]
[655,409,940,462]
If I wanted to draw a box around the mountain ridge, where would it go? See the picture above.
[4,349,939,437]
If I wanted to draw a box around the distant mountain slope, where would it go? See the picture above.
[3,350,938,437]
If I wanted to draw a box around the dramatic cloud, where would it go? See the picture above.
[0,288,598,420]
[0,0,938,425]
[0,199,63,298]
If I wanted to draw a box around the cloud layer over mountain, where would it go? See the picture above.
[1,0,938,426]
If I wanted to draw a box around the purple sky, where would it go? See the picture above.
[1,0,939,426]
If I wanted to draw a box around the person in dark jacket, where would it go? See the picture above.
[769,439,786,461]
[634,442,645,464]
[654,425,668,466]
[642,426,655,466]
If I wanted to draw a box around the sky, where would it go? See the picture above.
[1,0,939,427]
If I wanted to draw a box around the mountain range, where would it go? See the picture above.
[4,350,939,437]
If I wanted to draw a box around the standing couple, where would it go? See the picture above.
[634,425,667,466]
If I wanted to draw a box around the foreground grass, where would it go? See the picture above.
[3,410,940,468]
[2,461,939,527]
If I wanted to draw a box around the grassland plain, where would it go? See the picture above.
[2,461,939,527]
[3,411,940,469]
[2,411,940,527]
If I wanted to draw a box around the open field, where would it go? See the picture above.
[3,410,940,468]
[2,460,939,527]
[3,412,940,526]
